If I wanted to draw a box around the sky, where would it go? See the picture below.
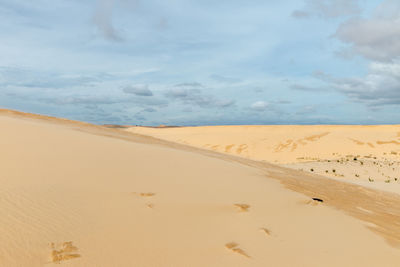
[0,0,399,125]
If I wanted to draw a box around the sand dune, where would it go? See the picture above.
[126,125,400,193]
[126,125,400,163]
[1,110,400,266]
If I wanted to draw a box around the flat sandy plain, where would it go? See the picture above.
[1,109,400,266]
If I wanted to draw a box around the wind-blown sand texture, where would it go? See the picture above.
[127,125,400,193]
[1,109,400,266]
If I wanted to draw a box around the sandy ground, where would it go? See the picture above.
[127,125,400,194]
[1,110,400,266]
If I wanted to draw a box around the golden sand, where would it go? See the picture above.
[1,109,400,266]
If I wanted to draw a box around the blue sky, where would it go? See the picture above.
[0,0,399,125]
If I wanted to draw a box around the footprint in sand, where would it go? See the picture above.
[260,228,271,236]
[132,192,156,209]
[303,197,324,206]
[234,203,250,212]
[49,241,81,263]
[225,242,250,258]
[139,192,156,197]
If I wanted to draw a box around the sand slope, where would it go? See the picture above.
[1,111,400,266]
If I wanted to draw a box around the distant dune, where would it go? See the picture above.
[126,125,400,193]
[1,109,400,266]
[126,125,400,163]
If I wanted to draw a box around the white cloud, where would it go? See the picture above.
[93,0,123,41]
[123,84,153,96]
[335,0,400,62]
[315,61,400,106]
[251,101,269,111]
[165,85,234,109]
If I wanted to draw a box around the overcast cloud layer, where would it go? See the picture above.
[0,0,399,125]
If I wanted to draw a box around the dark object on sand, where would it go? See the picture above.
[312,198,324,203]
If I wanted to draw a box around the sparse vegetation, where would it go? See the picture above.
[369,177,374,182]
